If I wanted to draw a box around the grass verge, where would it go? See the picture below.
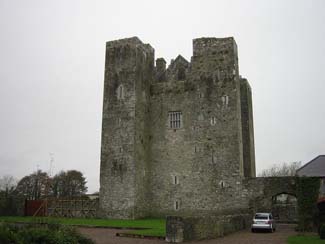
[287,234,324,244]
[0,216,166,237]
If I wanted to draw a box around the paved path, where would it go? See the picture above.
[78,224,296,244]
[78,228,164,244]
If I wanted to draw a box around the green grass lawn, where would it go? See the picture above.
[287,235,325,244]
[0,216,166,237]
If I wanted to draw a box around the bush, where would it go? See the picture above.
[19,228,55,244]
[52,227,94,244]
[0,223,94,244]
[0,225,22,244]
[320,224,325,240]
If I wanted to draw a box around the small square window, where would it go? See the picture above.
[168,111,182,129]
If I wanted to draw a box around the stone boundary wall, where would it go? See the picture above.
[166,214,251,242]
[244,177,297,213]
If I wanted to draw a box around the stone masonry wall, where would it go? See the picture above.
[243,177,297,213]
[166,214,251,242]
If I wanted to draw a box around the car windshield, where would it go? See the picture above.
[255,214,268,220]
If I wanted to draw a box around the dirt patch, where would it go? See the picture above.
[78,224,296,244]
[78,227,164,244]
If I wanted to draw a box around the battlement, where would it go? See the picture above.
[193,37,236,56]
[106,36,154,53]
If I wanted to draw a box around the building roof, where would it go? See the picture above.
[296,155,325,177]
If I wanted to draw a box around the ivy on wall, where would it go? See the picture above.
[296,177,320,231]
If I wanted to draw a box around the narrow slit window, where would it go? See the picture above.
[117,85,124,100]
[174,200,179,210]
[210,117,217,125]
[168,111,182,129]
[174,176,179,185]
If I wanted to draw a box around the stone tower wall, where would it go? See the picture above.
[240,78,256,177]
[99,37,154,219]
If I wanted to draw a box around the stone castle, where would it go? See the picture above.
[99,36,257,219]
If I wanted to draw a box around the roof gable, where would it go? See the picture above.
[166,55,190,81]
[296,155,325,177]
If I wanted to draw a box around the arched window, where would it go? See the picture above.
[221,95,229,107]
[210,117,217,125]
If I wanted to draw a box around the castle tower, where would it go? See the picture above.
[99,37,256,219]
[99,37,154,219]
[240,78,256,177]
[148,37,250,216]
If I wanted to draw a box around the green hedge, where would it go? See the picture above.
[296,177,320,231]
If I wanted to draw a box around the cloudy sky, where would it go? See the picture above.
[0,0,324,193]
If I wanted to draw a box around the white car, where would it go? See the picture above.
[251,213,276,233]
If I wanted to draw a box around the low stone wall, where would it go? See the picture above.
[166,214,251,242]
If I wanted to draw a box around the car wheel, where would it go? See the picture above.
[251,228,255,233]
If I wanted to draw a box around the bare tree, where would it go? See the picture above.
[259,161,302,177]
[0,175,17,196]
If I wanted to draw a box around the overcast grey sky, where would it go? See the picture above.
[0,0,324,193]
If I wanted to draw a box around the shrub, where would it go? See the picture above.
[19,228,56,244]
[0,223,94,244]
[320,224,325,240]
[0,225,22,244]
[56,227,94,244]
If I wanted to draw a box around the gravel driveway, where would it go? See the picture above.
[78,224,296,244]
